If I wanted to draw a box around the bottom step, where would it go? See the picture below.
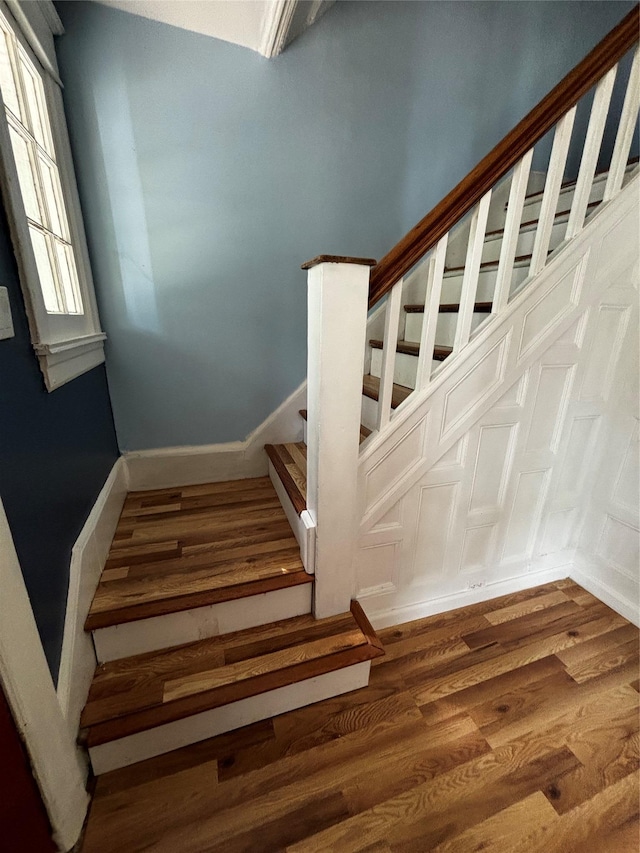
[81,602,384,774]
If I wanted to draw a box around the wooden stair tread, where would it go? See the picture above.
[488,201,600,238]
[369,339,453,361]
[521,156,638,204]
[299,409,372,443]
[445,253,533,275]
[81,601,384,747]
[362,374,412,408]
[265,442,307,515]
[404,302,492,314]
[86,477,311,630]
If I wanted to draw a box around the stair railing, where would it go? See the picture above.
[366,8,638,431]
[301,9,638,618]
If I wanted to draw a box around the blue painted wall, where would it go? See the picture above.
[0,197,118,679]
[54,0,635,451]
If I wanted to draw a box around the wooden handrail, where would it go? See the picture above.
[368,7,639,308]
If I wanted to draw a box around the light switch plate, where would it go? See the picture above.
[0,286,14,339]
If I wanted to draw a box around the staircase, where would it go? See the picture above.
[360,160,638,427]
[79,12,638,780]
[81,476,383,774]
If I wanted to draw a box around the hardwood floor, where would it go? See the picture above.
[86,477,311,629]
[81,580,639,852]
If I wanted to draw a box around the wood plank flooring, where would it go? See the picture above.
[86,478,311,629]
[81,580,639,852]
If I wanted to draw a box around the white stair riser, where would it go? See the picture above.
[481,216,567,265]
[369,348,441,389]
[439,262,530,305]
[92,582,313,662]
[519,168,627,223]
[404,311,488,347]
[88,660,371,774]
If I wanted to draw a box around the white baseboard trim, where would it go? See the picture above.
[124,381,306,491]
[93,582,313,662]
[57,457,128,733]
[88,660,371,775]
[570,563,639,628]
[362,565,571,630]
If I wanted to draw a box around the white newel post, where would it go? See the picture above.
[302,255,375,618]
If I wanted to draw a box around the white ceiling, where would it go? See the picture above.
[91,0,335,57]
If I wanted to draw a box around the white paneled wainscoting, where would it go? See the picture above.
[355,176,639,629]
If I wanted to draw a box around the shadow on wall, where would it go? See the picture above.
[55,0,637,452]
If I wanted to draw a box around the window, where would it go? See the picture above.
[0,1,104,389]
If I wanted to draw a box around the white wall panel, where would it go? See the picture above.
[502,469,549,563]
[460,524,497,574]
[412,482,458,583]
[468,424,517,513]
[526,365,574,453]
[580,305,630,401]
[356,178,639,624]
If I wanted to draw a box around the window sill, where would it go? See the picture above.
[33,331,106,391]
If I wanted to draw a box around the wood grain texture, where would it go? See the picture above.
[369,339,453,361]
[404,302,492,314]
[86,477,311,629]
[362,374,412,408]
[301,255,377,270]
[265,442,307,514]
[80,580,639,852]
[367,8,638,306]
[81,609,383,747]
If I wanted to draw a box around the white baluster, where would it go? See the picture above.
[604,46,640,202]
[453,189,492,354]
[376,278,403,430]
[566,66,617,239]
[492,149,534,315]
[415,234,448,390]
[530,107,576,277]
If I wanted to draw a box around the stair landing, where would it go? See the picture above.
[86,477,312,631]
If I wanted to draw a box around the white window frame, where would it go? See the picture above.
[0,0,105,390]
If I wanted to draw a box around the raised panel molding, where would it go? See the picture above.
[358,176,639,533]
[355,177,638,621]
[356,541,401,598]
[363,415,428,513]
[525,365,575,454]
[501,469,550,563]
[612,419,639,514]
[468,423,518,514]
[579,304,631,402]
[459,523,497,574]
[410,482,459,584]
[596,514,639,579]
[555,416,601,498]
[517,256,587,362]
[441,334,510,439]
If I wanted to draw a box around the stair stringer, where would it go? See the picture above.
[357,175,639,534]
